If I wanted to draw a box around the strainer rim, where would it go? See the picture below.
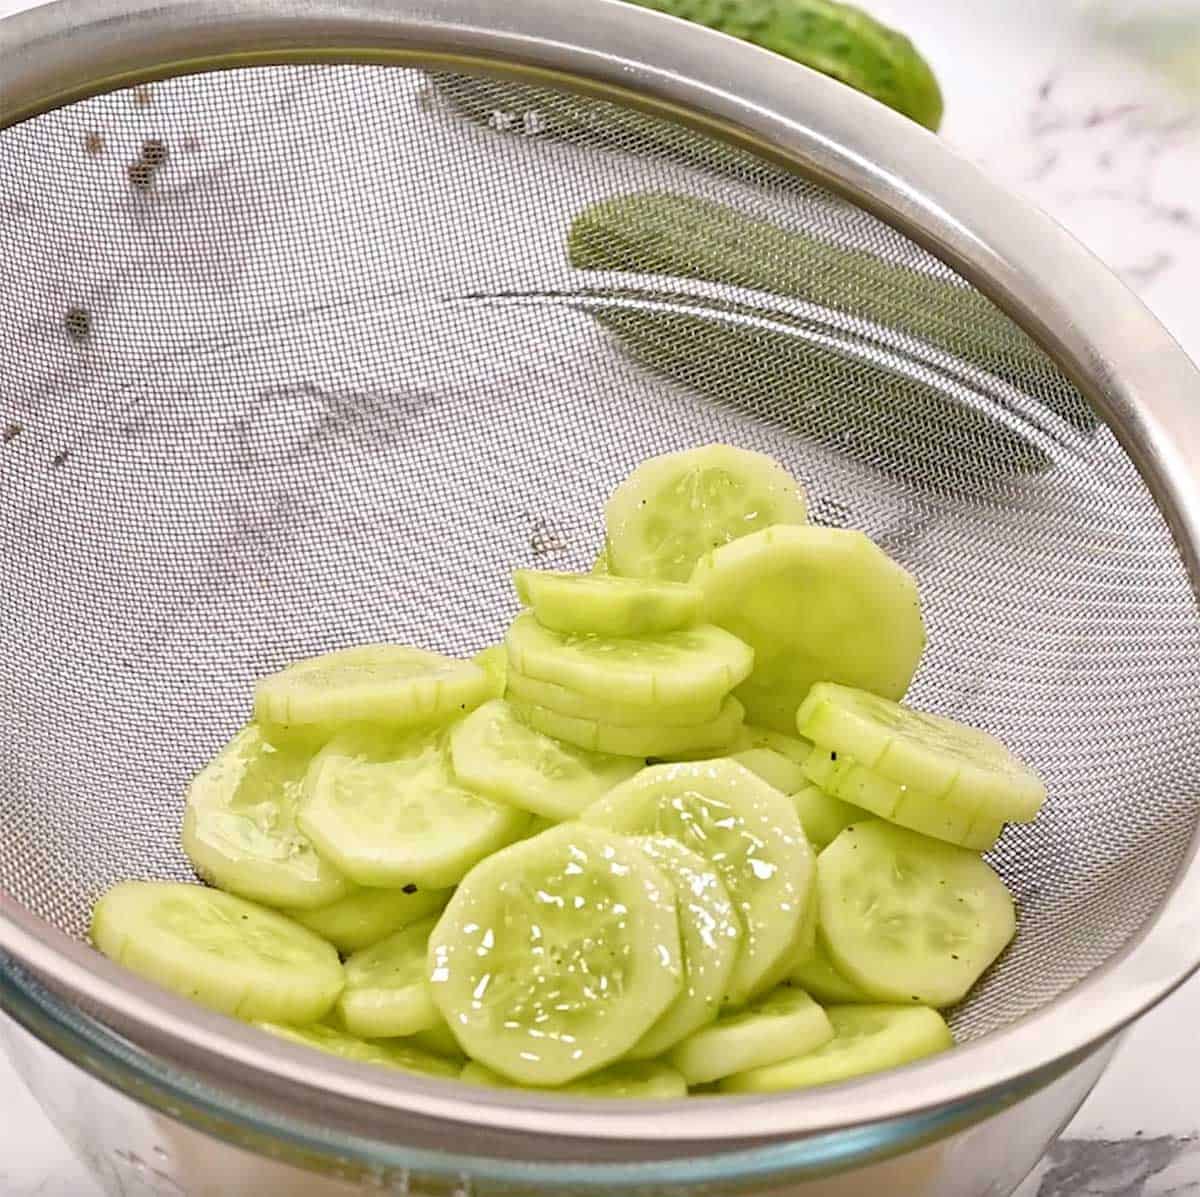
[2,0,1200,1166]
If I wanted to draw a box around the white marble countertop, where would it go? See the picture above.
[1,0,1199,1194]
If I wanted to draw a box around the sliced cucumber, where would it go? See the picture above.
[254,645,491,740]
[505,612,753,707]
[604,445,808,582]
[284,884,452,955]
[722,1005,954,1092]
[338,915,441,1039]
[91,881,343,1024]
[514,569,703,637]
[798,683,1046,823]
[818,822,1016,1007]
[182,724,349,910]
[448,699,641,820]
[506,666,725,727]
[298,728,529,889]
[512,695,745,758]
[693,526,925,733]
[804,747,1001,851]
[730,747,808,795]
[583,759,813,1005]
[428,823,682,1086]
[790,784,867,852]
[788,938,875,1004]
[409,1014,466,1060]
[741,725,815,766]
[473,644,508,700]
[627,836,742,1059]
[964,811,1009,853]
[257,1022,460,1078]
[804,746,902,816]
[792,862,819,966]
[460,1059,687,1099]
[669,987,833,1085]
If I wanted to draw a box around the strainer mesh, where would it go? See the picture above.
[1,65,1196,1043]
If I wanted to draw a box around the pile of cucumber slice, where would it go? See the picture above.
[90,444,1046,1098]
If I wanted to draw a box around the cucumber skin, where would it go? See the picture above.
[623,0,943,131]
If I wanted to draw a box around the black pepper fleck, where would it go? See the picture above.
[52,449,70,468]
[401,883,418,895]
[64,305,92,342]
[141,137,169,168]
[127,159,155,191]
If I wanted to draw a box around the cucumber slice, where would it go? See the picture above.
[730,747,808,795]
[792,861,819,966]
[460,1059,687,1099]
[91,881,344,1024]
[257,1022,459,1078]
[669,987,833,1085]
[428,823,683,1086]
[790,784,867,852]
[804,748,1002,851]
[741,725,815,766]
[409,1014,465,1060]
[797,683,1046,823]
[514,569,703,637]
[804,746,901,816]
[583,759,814,1005]
[788,939,875,1004]
[818,822,1016,1007]
[298,728,529,889]
[604,444,808,582]
[626,836,742,1059]
[693,526,925,733]
[448,699,641,820]
[512,696,745,759]
[966,810,1009,852]
[505,612,753,707]
[284,884,452,955]
[338,916,441,1039]
[506,666,725,728]
[254,645,491,739]
[721,1005,954,1093]
[182,724,350,910]
[473,645,508,700]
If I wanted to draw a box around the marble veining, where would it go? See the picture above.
[1026,1137,1200,1196]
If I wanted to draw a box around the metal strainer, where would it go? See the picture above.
[2,1,1200,1194]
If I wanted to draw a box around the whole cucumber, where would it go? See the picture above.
[623,0,943,131]
[567,192,1096,436]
